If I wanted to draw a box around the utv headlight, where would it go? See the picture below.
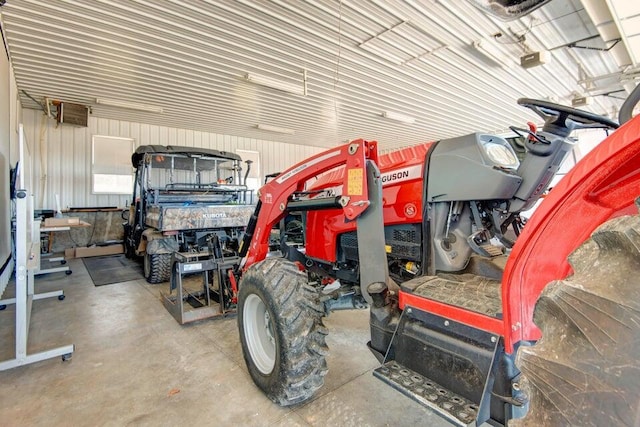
[483,142,520,169]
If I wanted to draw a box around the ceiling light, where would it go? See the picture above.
[245,71,307,96]
[95,98,163,113]
[256,124,296,135]
[473,39,514,69]
[382,111,416,125]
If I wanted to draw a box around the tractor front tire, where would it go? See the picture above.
[143,252,171,284]
[515,212,640,426]
[238,258,328,406]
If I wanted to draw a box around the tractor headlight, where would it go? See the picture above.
[482,141,520,169]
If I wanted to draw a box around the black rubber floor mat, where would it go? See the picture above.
[82,254,143,286]
[404,273,502,318]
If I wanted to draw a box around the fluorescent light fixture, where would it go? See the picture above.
[95,98,163,113]
[256,124,296,135]
[382,111,416,125]
[473,39,514,69]
[245,72,307,96]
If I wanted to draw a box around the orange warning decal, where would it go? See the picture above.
[347,168,364,196]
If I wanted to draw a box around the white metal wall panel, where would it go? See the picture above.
[22,108,323,210]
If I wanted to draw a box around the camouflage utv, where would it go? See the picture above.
[123,145,254,283]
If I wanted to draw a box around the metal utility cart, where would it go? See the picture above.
[162,235,241,324]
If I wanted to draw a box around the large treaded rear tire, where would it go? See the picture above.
[238,258,328,406]
[143,252,171,284]
[514,212,640,426]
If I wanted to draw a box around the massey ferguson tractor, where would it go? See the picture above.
[234,84,640,426]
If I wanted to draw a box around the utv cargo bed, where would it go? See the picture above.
[145,205,255,231]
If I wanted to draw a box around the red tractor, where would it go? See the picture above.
[235,88,640,426]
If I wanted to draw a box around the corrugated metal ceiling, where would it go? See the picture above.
[1,0,637,150]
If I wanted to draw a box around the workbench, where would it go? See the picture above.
[36,219,91,276]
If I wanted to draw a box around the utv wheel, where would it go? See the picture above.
[143,252,171,284]
[238,258,328,406]
[514,212,640,426]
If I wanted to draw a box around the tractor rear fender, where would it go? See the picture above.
[140,229,178,255]
[502,114,640,352]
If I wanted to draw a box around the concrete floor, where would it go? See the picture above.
[0,258,450,427]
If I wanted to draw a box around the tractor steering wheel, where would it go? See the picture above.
[517,98,619,137]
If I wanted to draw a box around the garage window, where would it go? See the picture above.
[236,149,261,192]
[92,135,134,194]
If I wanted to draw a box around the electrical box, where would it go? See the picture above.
[520,51,550,69]
[571,96,593,107]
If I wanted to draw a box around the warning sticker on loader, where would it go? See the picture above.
[347,168,363,196]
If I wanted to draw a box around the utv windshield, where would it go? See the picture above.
[147,153,236,190]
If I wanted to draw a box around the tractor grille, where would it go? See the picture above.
[339,224,422,262]
[340,233,359,261]
[392,227,417,244]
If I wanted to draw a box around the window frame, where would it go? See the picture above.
[91,135,135,195]
[236,149,261,191]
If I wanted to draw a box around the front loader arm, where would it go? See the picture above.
[239,139,379,270]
